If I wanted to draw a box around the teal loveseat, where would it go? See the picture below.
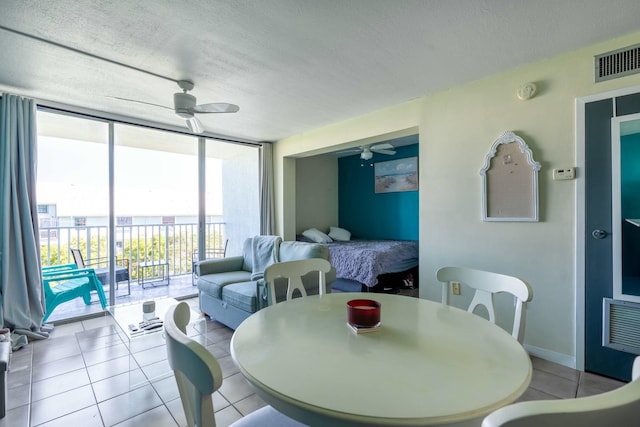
[196,236,336,329]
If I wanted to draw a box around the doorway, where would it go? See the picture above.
[583,91,640,381]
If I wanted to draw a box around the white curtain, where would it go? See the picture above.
[0,93,48,348]
[259,142,275,235]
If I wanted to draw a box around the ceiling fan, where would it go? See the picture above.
[109,80,239,134]
[339,143,396,160]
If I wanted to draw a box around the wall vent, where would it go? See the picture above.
[603,298,640,355]
[595,43,640,82]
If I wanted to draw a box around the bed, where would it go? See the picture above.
[315,239,418,292]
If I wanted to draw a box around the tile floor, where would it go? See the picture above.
[2,297,627,427]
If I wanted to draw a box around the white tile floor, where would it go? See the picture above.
[2,297,627,427]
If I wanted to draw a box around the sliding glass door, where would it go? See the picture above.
[113,124,199,301]
[36,111,110,321]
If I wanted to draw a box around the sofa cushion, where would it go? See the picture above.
[279,241,329,262]
[222,280,259,313]
[198,271,252,299]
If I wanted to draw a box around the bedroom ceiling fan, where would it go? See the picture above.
[109,80,239,134]
[339,143,396,160]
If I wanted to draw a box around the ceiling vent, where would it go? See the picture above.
[595,43,640,82]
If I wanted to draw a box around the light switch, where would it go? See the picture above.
[553,167,575,181]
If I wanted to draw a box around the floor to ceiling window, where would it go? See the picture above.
[205,139,260,257]
[113,124,200,303]
[36,109,260,323]
[36,111,110,321]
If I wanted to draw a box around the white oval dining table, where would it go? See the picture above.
[230,292,532,427]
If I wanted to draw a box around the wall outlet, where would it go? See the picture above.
[452,281,461,295]
[553,167,575,180]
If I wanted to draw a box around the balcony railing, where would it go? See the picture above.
[39,222,226,281]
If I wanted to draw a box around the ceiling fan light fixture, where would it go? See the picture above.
[174,92,197,118]
[112,80,239,134]
[361,149,373,160]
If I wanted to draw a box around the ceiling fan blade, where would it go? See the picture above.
[106,96,172,110]
[373,149,396,155]
[193,102,240,114]
[371,143,394,151]
[185,116,203,134]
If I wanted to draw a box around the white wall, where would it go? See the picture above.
[295,155,339,234]
[274,31,640,367]
[419,32,640,364]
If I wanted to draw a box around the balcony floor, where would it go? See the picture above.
[46,274,198,324]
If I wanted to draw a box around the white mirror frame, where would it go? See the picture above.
[480,131,541,222]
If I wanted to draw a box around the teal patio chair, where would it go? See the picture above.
[42,263,77,274]
[41,267,108,322]
[70,248,131,295]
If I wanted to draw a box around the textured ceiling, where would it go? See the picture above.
[1,1,639,143]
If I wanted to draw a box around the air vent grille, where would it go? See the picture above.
[603,298,640,355]
[595,44,640,82]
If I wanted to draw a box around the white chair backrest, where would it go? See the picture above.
[264,258,331,305]
[436,266,533,343]
[164,302,223,427]
[482,356,640,427]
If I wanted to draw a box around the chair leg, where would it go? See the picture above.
[90,277,108,309]
[82,290,92,305]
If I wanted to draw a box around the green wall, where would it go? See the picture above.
[338,143,418,240]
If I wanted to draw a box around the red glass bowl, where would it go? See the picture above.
[347,299,381,328]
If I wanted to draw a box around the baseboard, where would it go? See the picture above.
[524,344,577,370]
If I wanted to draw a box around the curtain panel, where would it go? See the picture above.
[0,93,48,347]
[259,142,275,235]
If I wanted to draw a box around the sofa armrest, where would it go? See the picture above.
[257,279,269,310]
[196,256,245,276]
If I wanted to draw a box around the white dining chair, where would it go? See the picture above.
[482,356,640,427]
[264,258,332,306]
[164,301,307,427]
[436,266,533,343]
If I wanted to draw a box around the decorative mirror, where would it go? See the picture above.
[480,131,541,222]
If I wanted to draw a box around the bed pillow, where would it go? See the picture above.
[302,228,333,243]
[329,226,351,241]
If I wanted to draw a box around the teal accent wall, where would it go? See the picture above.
[338,144,418,240]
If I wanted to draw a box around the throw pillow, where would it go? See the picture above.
[329,226,351,241]
[302,228,333,243]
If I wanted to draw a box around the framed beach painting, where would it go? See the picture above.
[374,157,418,194]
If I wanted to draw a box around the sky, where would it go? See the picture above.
[37,136,222,217]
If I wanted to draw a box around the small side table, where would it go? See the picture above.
[137,261,170,288]
[107,298,205,388]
